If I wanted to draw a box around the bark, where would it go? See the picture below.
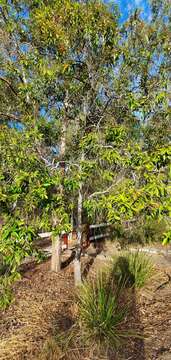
[74,152,84,286]
[60,90,69,157]
[22,69,30,104]
[0,76,18,96]
[60,120,67,157]
[51,235,61,272]
[58,105,68,259]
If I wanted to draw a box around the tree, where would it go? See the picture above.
[0,0,170,295]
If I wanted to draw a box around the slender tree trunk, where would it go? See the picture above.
[74,152,84,286]
[60,120,67,157]
[73,95,89,285]
[51,235,61,272]
[57,108,68,267]
[78,175,83,228]
[22,69,30,104]
[71,207,74,229]
[60,90,69,157]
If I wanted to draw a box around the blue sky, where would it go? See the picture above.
[105,0,152,22]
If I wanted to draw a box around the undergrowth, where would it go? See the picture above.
[38,337,62,360]
[51,270,139,359]
[76,272,129,350]
[113,218,169,247]
[111,251,154,288]
[30,252,153,359]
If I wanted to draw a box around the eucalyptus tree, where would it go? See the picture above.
[0,0,170,293]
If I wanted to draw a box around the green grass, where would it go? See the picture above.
[77,271,129,350]
[53,264,144,358]
[111,251,154,288]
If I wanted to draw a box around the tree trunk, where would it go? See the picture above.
[74,152,84,286]
[60,90,69,157]
[74,185,82,285]
[51,235,61,272]
[60,120,67,157]
[58,115,67,266]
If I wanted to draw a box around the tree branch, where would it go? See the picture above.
[88,176,124,199]
[0,76,18,96]
[0,112,21,121]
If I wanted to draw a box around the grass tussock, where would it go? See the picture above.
[53,271,133,359]
[53,255,151,358]
[77,272,128,350]
[28,251,153,360]
[111,251,154,288]
[38,337,63,360]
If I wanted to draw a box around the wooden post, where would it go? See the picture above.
[51,235,61,272]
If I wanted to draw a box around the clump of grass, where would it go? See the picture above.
[0,273,16,309]
[77,271,129,350]
[53,268,143,358]
[111,251,154,288]
[38,337,62,360]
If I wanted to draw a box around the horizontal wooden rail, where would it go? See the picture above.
[90,223,110,229]
[90,233,110,241]
[38,232,52,238]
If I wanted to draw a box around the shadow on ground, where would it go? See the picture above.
[82,239,106,279]
[112,256,145,360]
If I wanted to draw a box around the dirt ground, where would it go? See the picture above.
[0,242,171,360]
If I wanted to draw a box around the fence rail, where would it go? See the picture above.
[38,223,110,249]
[89,223,110,229]
[37,223,111,272]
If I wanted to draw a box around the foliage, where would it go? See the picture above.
[0,126,68,232]
[0,273,19,309]
[0,220,36,271]
[162,230,171,245]
[0,219,35,307]
[111,251,154,288]
[112,218,170,247]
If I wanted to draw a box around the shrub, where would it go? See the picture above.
[0,274,18,309]
[77,272,129,350]
[111,251,154,288]
[112,218,169,248]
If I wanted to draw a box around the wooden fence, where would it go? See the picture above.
[38,223,111,272]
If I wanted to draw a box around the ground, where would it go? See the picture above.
[0,242,171,360]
